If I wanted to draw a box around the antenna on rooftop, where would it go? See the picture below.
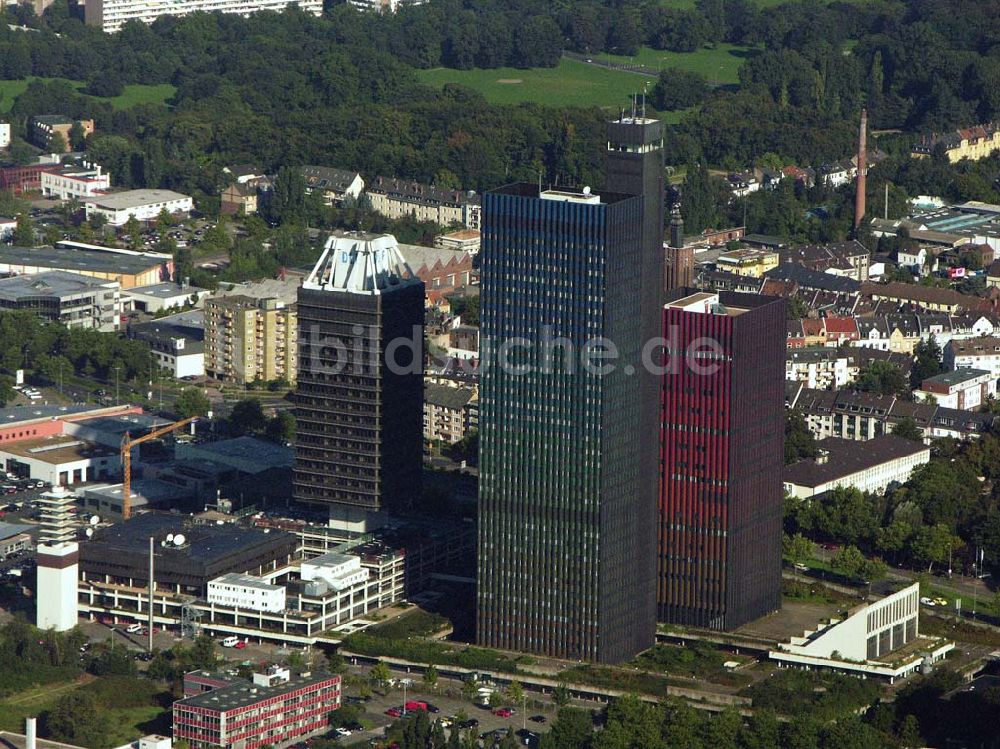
[642,82,647,118]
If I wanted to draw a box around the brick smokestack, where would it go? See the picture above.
[854,108,867,233]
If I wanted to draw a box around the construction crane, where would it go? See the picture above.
[120,416,198,520]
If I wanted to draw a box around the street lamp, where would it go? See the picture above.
[114,366,122,405]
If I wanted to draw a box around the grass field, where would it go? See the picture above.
[596,43,758,84]
[419,58,689,117]
[0,77,175,112]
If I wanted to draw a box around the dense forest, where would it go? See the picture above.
[1,0,1000,223]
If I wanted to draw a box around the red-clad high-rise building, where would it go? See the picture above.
[658,289,785,630]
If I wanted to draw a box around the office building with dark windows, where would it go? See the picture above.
[477,115,663,663]
[658,289,785,630]
[294,232,424,531]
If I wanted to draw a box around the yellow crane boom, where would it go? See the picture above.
[120,416,198,520]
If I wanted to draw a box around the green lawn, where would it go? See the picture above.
[595,43,759,84]
[419,58,690,117]
[0,76,175,112]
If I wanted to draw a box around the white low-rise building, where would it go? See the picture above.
[783,434,930,499]
[40,165,110,201]
[0,436,118,487]
[915,368,996,410]
[208,573,287,613]
[770,583,953,682]
[85,189,193,227]
[124,282,210,314]
[786,348,856,390]
[300,551,370,592]
[85,0,321,32]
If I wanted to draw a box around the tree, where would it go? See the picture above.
[911,336,943,387]
[156,207,175,232]
[123,214,142,250]
[785,410,817,464]
[44,692,105,747]
[911,523,961,573]
[229,398,267,435]
[898,714,922,749]
[48,131,68,154]
[651,68,709,111]
[832,544,866,580]
[506,679,524,708]
[265,166,307,226]
[370,660,391,688]
[423,663,439,690]
[12,213,35,246]
[782,532,814,567]
[854,360,909,397]
[892,417,924,442]
[175,388,210,418]
[552,683,571,707]
[68,120,87,151]
[265,410,295,444]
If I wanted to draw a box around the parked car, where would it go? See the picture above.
[458,719,479,729]
[493,708,514,718]
[529,715,547,724]
[425,702,440,714]
[126,623,143,634]
[334,728,352,737]
[234,640,247,649]
[385,707,403,718]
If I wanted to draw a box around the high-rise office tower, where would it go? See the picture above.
[294,232,424,531]
[658,289,785,629]
[477,114,663,664]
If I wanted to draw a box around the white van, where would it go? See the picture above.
[126,623,143,634]
[221,636,240,648]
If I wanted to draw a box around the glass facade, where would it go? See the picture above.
[476,183,654,663]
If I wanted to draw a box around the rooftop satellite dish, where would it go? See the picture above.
[85,528,94,538]
[166,533,174,543]
[89,515,99,526]
[173,533,186,546]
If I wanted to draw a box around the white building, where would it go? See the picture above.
[85,189,193,227]
[0,122,10,151]
[208,573,287,613]
[0,271,122,332]
[915,368,996,410]
[783,435,930,499]
[944,336,1000,379]
[786,348,856,390]
[124,282,210,314]
[300,551,370,591]
[769,583,953,682]
[40,164,111,201]
[84,0,321,32]
[0,436,118,487]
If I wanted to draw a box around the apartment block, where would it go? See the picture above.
[85,0,321,33]
[29,116,95,152]
[204,295,297,385]
[423,383,478,444]
[367,177,481,229]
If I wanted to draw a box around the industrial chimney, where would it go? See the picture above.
[854,109,868,233]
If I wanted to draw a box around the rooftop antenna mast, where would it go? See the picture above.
[642,82,647,118]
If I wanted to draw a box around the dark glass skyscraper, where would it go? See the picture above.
[477,117,663,664]
[294,232,424,530]
[658,289,785,629]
